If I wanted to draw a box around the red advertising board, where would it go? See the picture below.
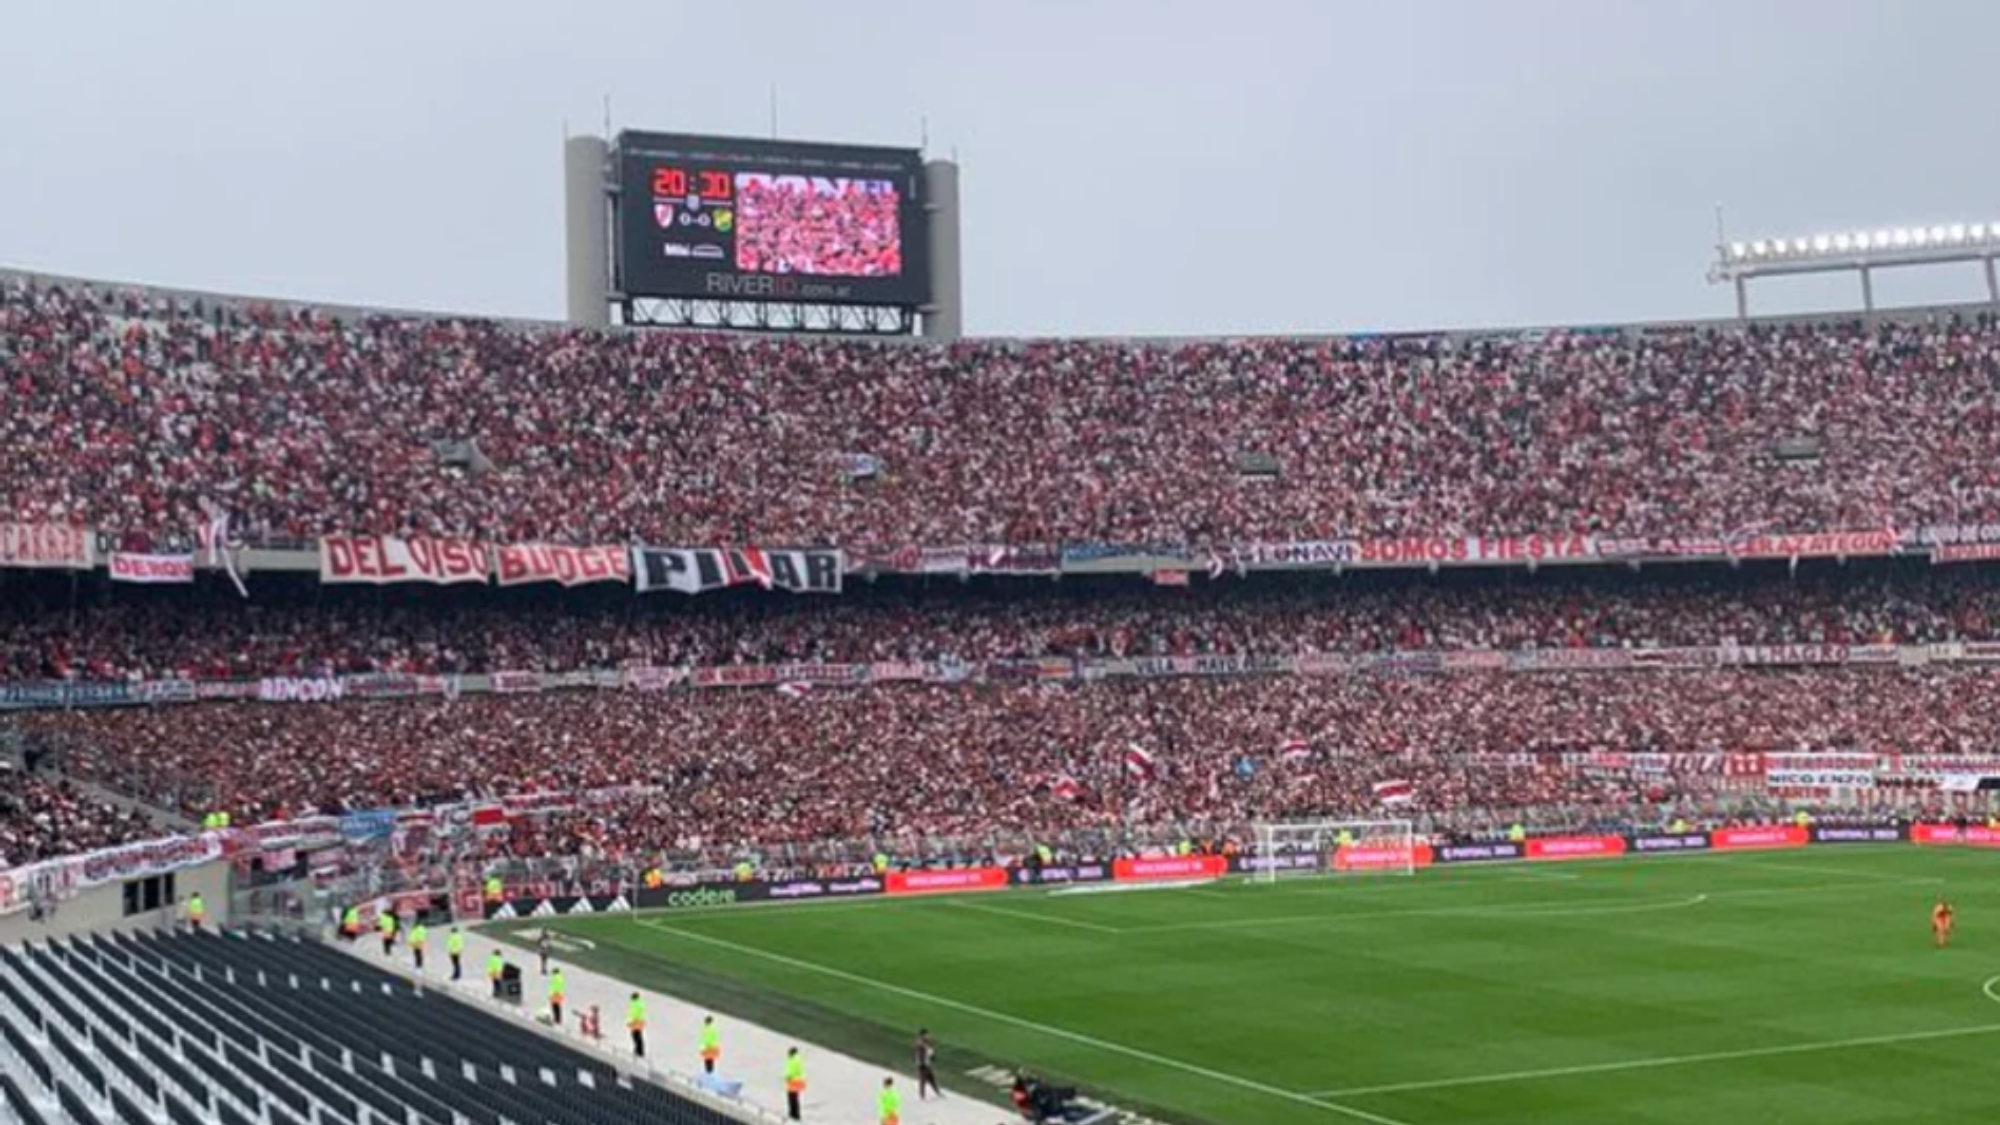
[1332,843,1435,872]
[1112,855,1229,882]
[1911,823,2000,847]
[1709,826,1809,850]
[1524,835,1627,861]
[885,867,1009,896]
[320,535,487,585]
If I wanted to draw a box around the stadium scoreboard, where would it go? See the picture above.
[613,131,931,308]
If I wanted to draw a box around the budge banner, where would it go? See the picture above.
[631,547,843,595]
[493,543,631,587]
[0,523,94,570]
[320,535,487,585]
[109,552,195,584]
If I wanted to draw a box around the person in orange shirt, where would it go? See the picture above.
[1933,898,1955,948]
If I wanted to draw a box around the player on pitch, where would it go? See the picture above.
[1933,897,1955,948]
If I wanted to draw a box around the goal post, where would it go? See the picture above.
[1250,819,1418,883]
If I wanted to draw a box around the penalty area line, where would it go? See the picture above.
[1310,1021,2000,1098]
[636,919,1421,1125]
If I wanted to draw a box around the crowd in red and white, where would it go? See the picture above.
[0,769,157,868]
[19,669,2000,863]
[4,565,1995,682]
[8,277,2000,548]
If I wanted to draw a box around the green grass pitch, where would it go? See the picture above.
[530,848,2000,1125]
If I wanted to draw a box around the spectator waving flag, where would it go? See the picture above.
[1050,774,1083,802]
[1373,779,1415,805]
[776,681,813,699]
[1123,743,1157,781]
[195,502,249,599]
[1277,738,1313,763]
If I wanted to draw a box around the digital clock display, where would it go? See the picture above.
[615,131,930,307]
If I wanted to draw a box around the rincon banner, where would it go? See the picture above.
[630,547,843,595]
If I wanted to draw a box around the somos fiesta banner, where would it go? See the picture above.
[321,535,486,585]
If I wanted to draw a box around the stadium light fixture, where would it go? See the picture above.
[1711,214,2000,317]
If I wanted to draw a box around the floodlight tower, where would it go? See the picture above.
[1710,220,2000,319]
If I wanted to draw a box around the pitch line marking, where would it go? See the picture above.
[944,899,1121,934]
[637,919,1420,1125]
[1310,1021,2000,1098]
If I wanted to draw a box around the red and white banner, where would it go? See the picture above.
[0,523,94,570]
[493,543,631,587]
[1355,533,1596,567]
[1372,779,1414,805]
[108,552,196,584]
[489,671,545,695]
[1932,542,2000,565]
[1731,530,1899,559]
[320,535,487,585]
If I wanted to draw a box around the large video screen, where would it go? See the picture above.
[615,132,931,306]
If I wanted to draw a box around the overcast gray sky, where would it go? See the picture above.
[2,0,1995,336]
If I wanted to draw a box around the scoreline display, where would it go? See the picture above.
[615,131,931,307]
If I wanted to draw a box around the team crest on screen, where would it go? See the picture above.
[654,203,675,228]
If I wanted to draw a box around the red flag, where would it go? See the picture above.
[1123,744,1157,780]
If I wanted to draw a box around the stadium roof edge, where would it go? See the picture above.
[4,263,1995,349]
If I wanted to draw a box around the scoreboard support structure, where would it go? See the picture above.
[564,131,962,340]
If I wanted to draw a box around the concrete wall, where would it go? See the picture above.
[0,857,231,946]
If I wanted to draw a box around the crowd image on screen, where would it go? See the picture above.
[733,175,902,277]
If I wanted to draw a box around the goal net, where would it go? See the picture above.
[1250,819,1417,883]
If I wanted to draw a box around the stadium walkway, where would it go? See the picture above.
[343,925,1006,1125]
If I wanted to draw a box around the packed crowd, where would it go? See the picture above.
[0,768,158,868]
[4,563,1993,682]
[734,176,903,276]
[8,277,2000,547]
[19,669,2000,861]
